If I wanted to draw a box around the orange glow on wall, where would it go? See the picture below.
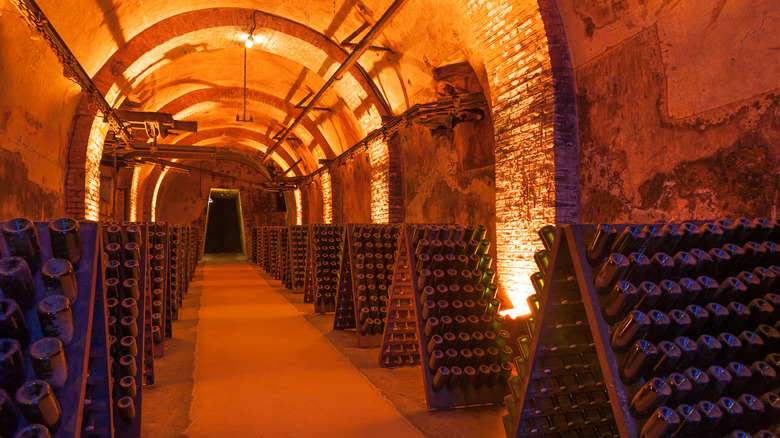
[84,118,109,221]
[294,189,303,225]
[129,166,141,222]
[151,160,177,222]
[462,0,557,316]
[321,170,332,224]
[368,137,389,223]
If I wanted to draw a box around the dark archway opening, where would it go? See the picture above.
[203,189,244,254]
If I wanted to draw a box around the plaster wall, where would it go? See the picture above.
[0,13,81,219]
[398,119,497,265]
[331,152,372,223]
[561,0,780,222]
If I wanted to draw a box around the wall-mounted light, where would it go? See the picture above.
[244,34,254,48]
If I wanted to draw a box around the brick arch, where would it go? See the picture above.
[66,7,390,219]
[459,0,578,314]
[157,87,342,166]
[141,143,275,221]
[175,128,302,174]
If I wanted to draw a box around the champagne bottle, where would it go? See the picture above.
[645,310,671,344]
[677,277,702,306]
[29,338,67,388]
[695,276,720,305]
[695,335,724,368]
[0,388,18,438]
[636,281,662,312]
[588,224,618,265]
[612,310,652,351]
[715,397,744,434]
[704,365,733,400]
[0,339,25,393]
[603,281,638,323]
[630,377,672,418]
[673,403,702,438]
[624,252,651,285]
[41,259,78,303]
[36,295,73,345]
[0,257,36,310]
[15,380,61,431]
[610,226,646,257]
[718,333,743,364]
[674,336,698,369]
[695,399,723,433]
[651,340,682,377]
[594,253,630,294]
[48,218,81,268]
[1,218,42,270]
[0,299,30,348]
[621,339,657,383]
[640,406,680,438]
[117,396,136,424]
[724,362,751,396]
[683,367,710,402]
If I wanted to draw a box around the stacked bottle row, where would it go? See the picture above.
[104,225,146,435]
[352,224,401,339]
[289,226,308,290]
[589,219,780,438]
[333,246,354,331]
[260,227,272,273]
[379,225,419,366]
[0,218,105,437]
[410,224,513,408]
[312,225,344,313]
[279,228,292,288]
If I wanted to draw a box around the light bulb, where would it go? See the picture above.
[244,35,254,48]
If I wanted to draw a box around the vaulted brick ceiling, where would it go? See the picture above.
[35,0,484,174]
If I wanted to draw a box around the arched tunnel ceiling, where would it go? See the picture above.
[34,0,485,174]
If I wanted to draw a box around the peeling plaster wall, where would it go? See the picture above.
[154,161,286,254]
[563,0,780,222]
[332,152,372,223]
[0,13,81,219]
[399,118,497,251]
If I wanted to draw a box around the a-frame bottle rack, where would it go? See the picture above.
[289,226,308,293]
[407,223,512,410]
[311,225,344,313]
[279,227,292,289]
[102,223,148,438]
[507,220,780,437]
[333,241,355,330]
[303,225,315,303]
[348,224,402,348]
[379,225,421,367]
[0,220,111,437]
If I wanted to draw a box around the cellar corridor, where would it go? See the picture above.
[142,254,507,437]
[143,254,420,437]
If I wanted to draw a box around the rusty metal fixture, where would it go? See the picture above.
[262,0,409,163]
[9,0,134,147]
[297,92,487,187]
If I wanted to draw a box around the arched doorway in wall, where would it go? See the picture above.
[203,188,246,254]
[457,0,580,315]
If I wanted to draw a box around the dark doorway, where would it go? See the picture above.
[204,189,244,253]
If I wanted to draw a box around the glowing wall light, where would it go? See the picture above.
[84,118,110,221]
[129,166,141,222]
[321,170,332,224]
[151,160,177,222]
[461,0,558,317]
[294,188,303,225]
[367,137,389,223]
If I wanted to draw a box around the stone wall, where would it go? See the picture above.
[0,13,81,220]
[562,0,780,223]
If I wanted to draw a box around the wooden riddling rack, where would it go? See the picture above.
[146,223,171,358]
[347,224,402,348]
[0,220,108,437]
[507,219,780,438]
[333,241,354,331]
[379,225,420,367]
[407,223,514,409]
[102,223,148,438]
[278,227,292,289]
[289,226,308,293]
[261,227,272,273]
[310,225,344,314]
[303,225,315,304]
